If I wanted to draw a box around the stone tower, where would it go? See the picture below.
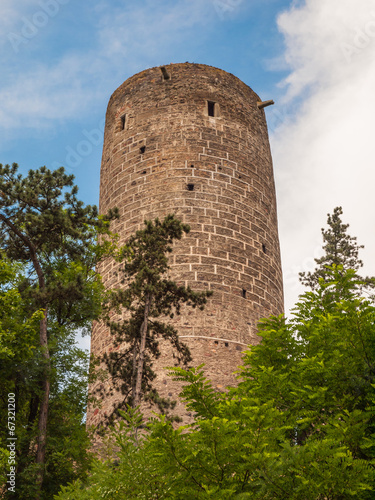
[87,63,283,427]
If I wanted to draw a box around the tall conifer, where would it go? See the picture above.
[102,215,212,420]
[300,206,372,290]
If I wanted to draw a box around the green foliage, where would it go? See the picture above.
[57,268,375,499]
[0,259,43,360]
[0,260,42,487]
[0,163,99,258]
[0,162,116,325]
[100,214,212,420]
[0,261,94,499]
[0,164,115,498]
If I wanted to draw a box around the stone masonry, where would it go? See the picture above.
[87,62,284,427]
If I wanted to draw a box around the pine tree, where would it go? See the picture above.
[101,215,213,421]
[300,206,371,289]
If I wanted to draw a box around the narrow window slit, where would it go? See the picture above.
[187,184,194,191]
[207,100,215,117]
[140,146,146,154]
[242,289,247,298]
[224,342,229,347]
[160,66,170,80]
[120,115,126,130]
[262,243,267,254]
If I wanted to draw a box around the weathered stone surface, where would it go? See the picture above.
[87,63,283,428]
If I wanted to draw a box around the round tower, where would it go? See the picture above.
[87,63,283,427]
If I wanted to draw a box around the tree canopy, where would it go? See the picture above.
[56,267,375,499]
[2,168,373,500]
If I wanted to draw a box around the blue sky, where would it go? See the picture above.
[1,0,290,205]
[2,0,375,334]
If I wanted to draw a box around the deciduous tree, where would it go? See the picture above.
[57,268,375,499]
[0,163,114,497]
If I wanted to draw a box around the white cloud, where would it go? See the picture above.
[277,0,375,100]
[0,0,34,31]
[0,55,101,130]
[272,0,375,313]
[0,0,66,51]
[0,1,90,132]
[0,0,217,134]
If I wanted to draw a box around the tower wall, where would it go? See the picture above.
[87,63,283,427]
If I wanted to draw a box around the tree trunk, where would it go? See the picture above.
[0,216,50,496]
[16,392,40,479]
[35,308,50,495]
[132,294,151,408]
[131,341,138,400]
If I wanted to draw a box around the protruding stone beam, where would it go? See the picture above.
[257,99,274,109]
